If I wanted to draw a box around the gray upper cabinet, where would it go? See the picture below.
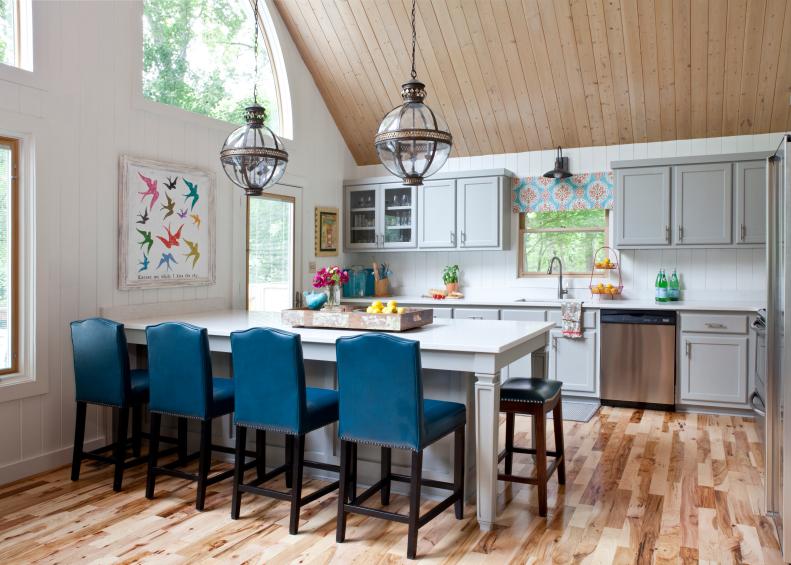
[614,167,671,246]
[735,160,767,244]
[457,176,501,248]
[674,163,732,245]
[418,179,456,249]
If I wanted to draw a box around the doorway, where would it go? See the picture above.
[247,193,296,312]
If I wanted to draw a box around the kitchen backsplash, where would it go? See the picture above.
[348,133,780,303]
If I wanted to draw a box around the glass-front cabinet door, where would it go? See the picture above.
[381,183,417,248]
[346,185,379,249]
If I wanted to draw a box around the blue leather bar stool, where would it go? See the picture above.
[70,318,149,491]
[145,322,252,511]
[335,334,466,560]
[229,328,341,534]
[498,378,566,517]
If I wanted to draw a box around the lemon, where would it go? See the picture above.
[387,300,397,307]
[366,306,375,313]
[397,306,406,314]
[372,300,383,308]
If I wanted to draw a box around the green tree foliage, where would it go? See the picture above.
[0,0,11,65]
[248,197,290,284]
[522,210,606,274]
[0,147,10,307]
[142,0,277,126]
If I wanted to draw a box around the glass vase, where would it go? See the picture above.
[324,284,342,310]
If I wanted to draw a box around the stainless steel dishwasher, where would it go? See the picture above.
[600,310,677,410]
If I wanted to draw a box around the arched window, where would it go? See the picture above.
[142,0,291,138]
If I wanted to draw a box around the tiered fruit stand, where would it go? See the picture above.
[588,246,623,299]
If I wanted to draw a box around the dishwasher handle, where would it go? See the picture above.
[601,310,677,325]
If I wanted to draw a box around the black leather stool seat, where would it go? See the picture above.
[501,378,562,404]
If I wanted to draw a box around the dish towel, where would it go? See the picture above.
[561,300,583,338]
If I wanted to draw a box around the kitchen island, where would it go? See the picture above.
[119,309,554,531]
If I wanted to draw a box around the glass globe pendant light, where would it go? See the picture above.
[220,0,287,196]
[374,0,452,186]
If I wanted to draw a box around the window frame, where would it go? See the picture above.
[135,0,293,139]
[245,192,296,311]
[0,136,19,376]
[517,210,609,278]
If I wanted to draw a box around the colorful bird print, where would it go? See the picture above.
[190,214,201,229]
[183,239,200,268]
[136,209,149,225]
[138,253,150,273]
[165,176,178,191]
[177,208,188,219]
[156,224,183,249]
[137,172,159,211]
[136,228,154,253]
[183,179,199,210]
[160,193,175,220]
[157,252,177,272]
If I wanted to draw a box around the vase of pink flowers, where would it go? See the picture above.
[312,266,348,310]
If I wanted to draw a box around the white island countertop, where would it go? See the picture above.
[120,309,555,354]
[341,295,764,313]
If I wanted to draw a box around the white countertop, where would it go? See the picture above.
[119,309,555,355]
[341,295,763,312]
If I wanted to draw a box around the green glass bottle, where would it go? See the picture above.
[657,270,668,302]
[655,270,662,302]
[669,270,680,301]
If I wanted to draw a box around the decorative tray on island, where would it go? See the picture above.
[281,306,433,332]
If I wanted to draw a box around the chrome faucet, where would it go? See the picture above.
[547,256,569,299]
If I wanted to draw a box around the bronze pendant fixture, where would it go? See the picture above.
[220,0,288,196]
[374,0,452,186]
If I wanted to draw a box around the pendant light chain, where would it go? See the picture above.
[253,0,260,104]
[410,0,417,80]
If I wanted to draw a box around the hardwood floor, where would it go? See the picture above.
[0,407,781,564]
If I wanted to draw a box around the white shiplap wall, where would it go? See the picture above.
[352,134,783,301]
[0,0,356,483]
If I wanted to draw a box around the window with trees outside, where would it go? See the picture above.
[247,195,294,312]
[142,0,282,133]
[0,137,18,374]
[519,210,608,276]
[0,0,31,70]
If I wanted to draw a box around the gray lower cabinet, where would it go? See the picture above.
[679,334,748,406]
[432,307,453,319]
[614,167,671,246]
[674,163,732,245]
[500,309,547,381]
[452,308,499,320]
[735,160,767,244]
[548,329,597,395]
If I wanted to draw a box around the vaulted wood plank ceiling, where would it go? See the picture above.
[273,0,791,165]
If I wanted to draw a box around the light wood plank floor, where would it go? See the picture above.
[0,407,781,564]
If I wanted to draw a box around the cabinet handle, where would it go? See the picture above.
[665,225,670,243]
[685,342,691,357]
[704,322,727,329]
[678,225,684,241]
[450,231,456,246]
[552,336,558,350]
[740,224,746,242]
[461,231,466,246]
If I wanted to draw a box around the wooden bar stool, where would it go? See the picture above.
[498,378,566,517]
[335,334,466,560]
[229,327,341,535]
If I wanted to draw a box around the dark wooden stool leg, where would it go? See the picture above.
[196,419,212,511]
[336,440,349,543]
[504,411,515,475]
[231,425,247,520]
[145,413,161,499]
[553,400,566,485]
[534,411,548,517]
[255,429,266,481]
[454,425,465,519]
[289,435,305,534]
[71,401,87,481]
[177,417,188,465]
[132,404,143,458]
[381,447,391,505]
[407,449,423,559]
[350,442,358,502]
[113,407,130,492]
[285,434,294,489]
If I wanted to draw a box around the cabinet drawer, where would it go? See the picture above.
[452,308,499,320]
[432,307,453,319]
[500,309,547,322]
[680,313,747,334]
[548,309,597,329]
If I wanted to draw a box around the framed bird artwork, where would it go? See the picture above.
[118,155,216,290]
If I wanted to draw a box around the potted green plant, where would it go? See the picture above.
[442,265,460,293]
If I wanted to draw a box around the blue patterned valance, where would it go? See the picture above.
[512,172,615,213]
